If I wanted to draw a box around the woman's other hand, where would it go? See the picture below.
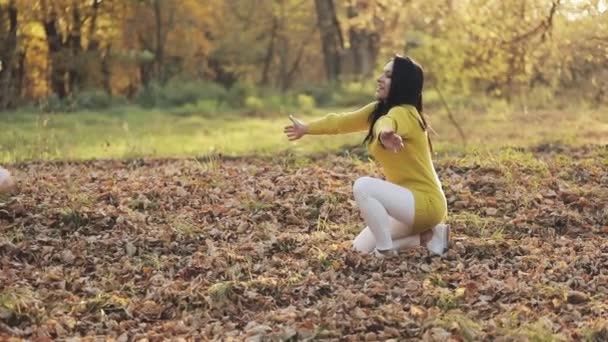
[379,130,404,153]
[284,115,309,141]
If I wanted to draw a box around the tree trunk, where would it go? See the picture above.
[277,1,288,90]
[348,28,380,78]
[88,0,101,52]
[0,0,19,109]
[278,38,288,91]
[261,16,278,86]
[347,1,381,78]
[102,46,112,95]
[85,0,107,92]
[44,11,68,98]
[68,1,83,93]
[282,26,318,91]
[15,50,26,100]
[137,31,155,87]
[208,58,236,88]
[140,62,154,87]
[153,0,165,84]
[314,0,343,81]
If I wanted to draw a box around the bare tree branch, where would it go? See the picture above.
[503,0,560,46]
[433,83,467,147]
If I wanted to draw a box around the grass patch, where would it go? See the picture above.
[169,214,200,237]
[435,289,463,311]
[1,105,607,164]
[0,107,365,164]
[0,286,42,325]
[84,293,130,314]
[207,281,235,303]
[582,320,608,342]
[245,200,274,213]
[512,317,567,341]
[435,312,483,341]
[449,212,503,238]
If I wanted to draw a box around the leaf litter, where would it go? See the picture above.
[0,144,607,340]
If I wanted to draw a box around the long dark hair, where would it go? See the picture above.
[364,55,432,152]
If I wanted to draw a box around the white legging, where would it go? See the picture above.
[352,176,421,252]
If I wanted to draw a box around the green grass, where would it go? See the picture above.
[1,104,607,164]
[0,106,365,163]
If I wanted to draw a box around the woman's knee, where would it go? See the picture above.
[353,176,375,198]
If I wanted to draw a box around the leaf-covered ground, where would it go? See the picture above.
[1,144,607,340]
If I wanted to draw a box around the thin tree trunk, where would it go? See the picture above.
[314,0,343,81]
[282,27,317,90]
[102,46,112,95]
[85,0,107,92]
[44,11,68,98]
[68,1,83,93]
[138,33,154,87]
[88,0,101,52]
[277,0,288,90]
[278,36,288,91]
[15,50,26,100]
[433,83,467,147]
[153,0,164,83]
[140,62,154,87]
[0,0,18,109]
[261,16,278,86]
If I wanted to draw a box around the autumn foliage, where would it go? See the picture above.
[0,0,607,111]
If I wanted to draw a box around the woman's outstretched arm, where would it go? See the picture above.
[284,102,377,140]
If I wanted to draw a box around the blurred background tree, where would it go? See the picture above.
[0,0,606,111]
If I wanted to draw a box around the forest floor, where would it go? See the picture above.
[1,141,607,340]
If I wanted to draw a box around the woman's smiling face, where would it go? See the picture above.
[375,61,393,101]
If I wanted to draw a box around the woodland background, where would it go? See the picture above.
[0,0,606,113]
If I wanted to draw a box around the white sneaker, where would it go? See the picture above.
[426,224,449,256]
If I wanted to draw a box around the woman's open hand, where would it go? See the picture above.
[284,115,309,141]
[379,130,404,153]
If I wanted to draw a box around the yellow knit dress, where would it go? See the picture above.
[307,102,447,232]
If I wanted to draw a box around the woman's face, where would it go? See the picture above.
[375,61,393,101]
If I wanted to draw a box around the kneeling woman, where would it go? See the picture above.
[284,55,449,256]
